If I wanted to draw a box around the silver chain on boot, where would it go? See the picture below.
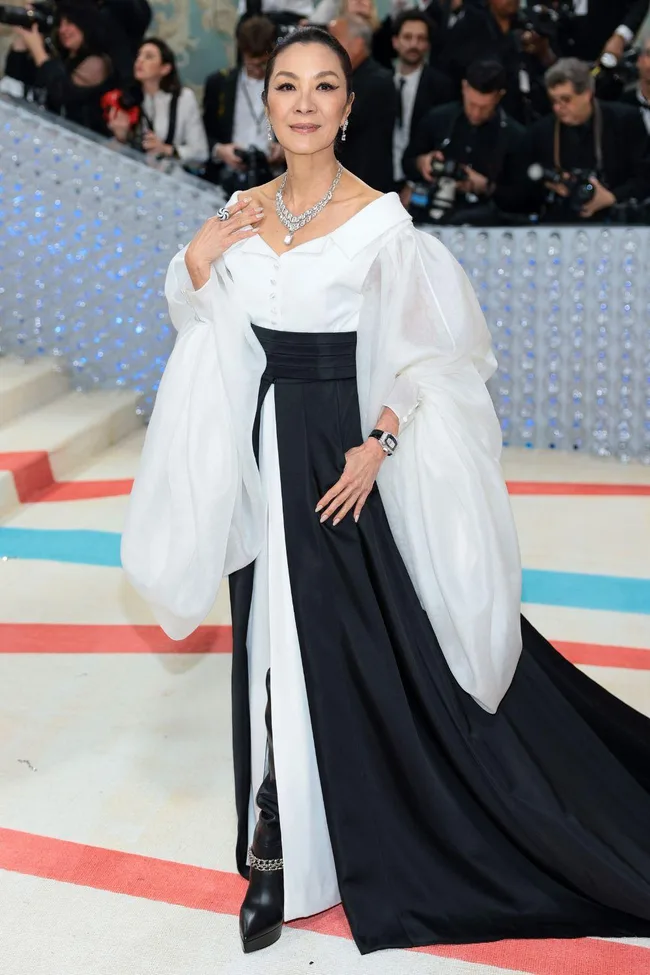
[248,849,284,872]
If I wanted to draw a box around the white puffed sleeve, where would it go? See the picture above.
[356,225,522,714]
[120,246,266,639]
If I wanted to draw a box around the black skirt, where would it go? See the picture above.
[229,326,650,954]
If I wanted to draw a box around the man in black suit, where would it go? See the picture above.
[203,15,282,185]
[515,58,650,221]
[557,0,650,63]
[440,0,557,124]
[402,59,525,222]
[620,36,650,135]
[329,17,397,192]
[392,10,455,188]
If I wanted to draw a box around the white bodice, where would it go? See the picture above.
[222,193,408,334]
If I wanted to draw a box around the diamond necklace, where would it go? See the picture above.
[275,163,343,246]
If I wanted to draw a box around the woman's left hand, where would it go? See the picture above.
[142,130,174,156]
[15,24,47,61]
[316,439,387,526]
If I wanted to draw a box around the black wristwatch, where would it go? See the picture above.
[369,429,398,456]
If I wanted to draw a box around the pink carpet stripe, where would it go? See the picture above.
[0,827,647,974]
[1,625,649,670]
[0,624,232,654]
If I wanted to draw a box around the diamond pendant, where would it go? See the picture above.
[283,232,293,245]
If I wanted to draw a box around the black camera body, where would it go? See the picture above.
[430,157,466,182]
[0,0,56,32]
[528,163,596,213]
[221,145,272,198]
[408,157,468,224]
[511,2,575,39]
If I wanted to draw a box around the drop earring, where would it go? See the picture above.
[341,119,348,142]
[267,119,273,142]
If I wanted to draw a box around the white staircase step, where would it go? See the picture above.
[0,389,141,487]
[0,356,70,426]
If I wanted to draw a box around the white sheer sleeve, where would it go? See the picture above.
[356,226,522,714]
[120,245,266,640]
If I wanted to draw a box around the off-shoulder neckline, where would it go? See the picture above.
[232,190,409,260]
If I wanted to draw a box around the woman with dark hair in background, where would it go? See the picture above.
[106,38,208,164]
[124,25,650,959]
[5,1,113,134]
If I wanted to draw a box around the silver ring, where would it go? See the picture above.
[216,206,230,221]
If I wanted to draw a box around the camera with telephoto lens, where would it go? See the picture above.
[220,145,272,198]
[408,157,468,224]
[527,163,596,213]
[0,0,56,32]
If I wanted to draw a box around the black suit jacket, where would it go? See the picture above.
[402,101,525,206]
[336,57,397,193]
[439,5,550,124]
[203,67,239,150]
[560,0,649,61]
[409,65,455,141]
[202,67,239,184]
[511,100,650,216]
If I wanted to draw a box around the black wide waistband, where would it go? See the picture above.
[252,325,357,383]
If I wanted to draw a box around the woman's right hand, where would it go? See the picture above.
[107,106,131,143]
[184,196,264,290]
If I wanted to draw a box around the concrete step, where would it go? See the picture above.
[0,356,70,426]
[0,388,141,515]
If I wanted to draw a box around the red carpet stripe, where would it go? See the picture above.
[1,448,649,505]
[0,451,55,502]
[1,624,650,669]
[507,481,650,496]
[0,623,232,654]
[0,827,647,974]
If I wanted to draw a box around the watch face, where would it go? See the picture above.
[384,434,397,450]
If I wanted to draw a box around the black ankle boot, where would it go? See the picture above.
[240,670,284,953]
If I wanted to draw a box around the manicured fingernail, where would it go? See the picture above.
[354,514,359,523]
[320,514,327,523]
[255,206,264,213]
[243,196,252,203]
[314,505,322,513]
[332,518,339,526]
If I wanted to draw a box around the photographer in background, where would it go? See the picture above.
[105,38,208,166]
[392,10,455,190]
[402,60,525,223]
[620,36,650,134]
[440,0,557,124]
[5,1,112,133]
[517,57,650,221]
[561,0,649,63]
[203,16,282,189]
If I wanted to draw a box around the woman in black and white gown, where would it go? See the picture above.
[122,27,650,957]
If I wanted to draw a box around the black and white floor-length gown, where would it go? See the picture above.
[122,192,650,954]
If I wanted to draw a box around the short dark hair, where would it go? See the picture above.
[465,59,507,94]
[237,15,277,58]
[392,10,432,41]
[138,38,181,94]
[262,27,353,103]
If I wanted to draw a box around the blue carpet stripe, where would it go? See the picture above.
[0,528,121,568]
[0,527,648,615]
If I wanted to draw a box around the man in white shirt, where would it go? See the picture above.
[203,16,284,185]
[392,10,454,187]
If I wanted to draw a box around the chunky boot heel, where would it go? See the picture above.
[239,669,284,953]
[239,849,284,953]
